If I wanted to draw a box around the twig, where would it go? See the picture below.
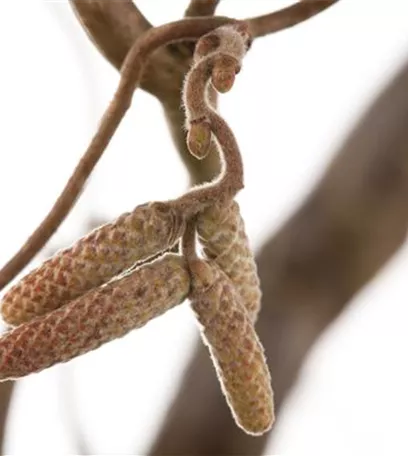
[174,25,250,215]
[185,0,221,18]
[247,0,338,39]
[0,16,238,293]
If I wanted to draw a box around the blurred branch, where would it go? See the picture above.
[70,0,152,70]
[0,381,13,453]
[248,0,338,39]
[149,56,408,455]
[184,0,220,17]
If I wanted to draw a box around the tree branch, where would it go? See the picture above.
[185,0,221,18]
[70,0,152,70]
[0,382,13,454]
[149,56,408,455]
[247,0,338,39]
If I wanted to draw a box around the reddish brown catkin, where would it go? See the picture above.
[1,202,184,326]
[197,199,261,321]
[189,259,274,435]
[0,254,190,381]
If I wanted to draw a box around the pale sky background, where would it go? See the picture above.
[0,1,408,455]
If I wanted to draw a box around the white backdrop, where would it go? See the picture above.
[0,1,408,454]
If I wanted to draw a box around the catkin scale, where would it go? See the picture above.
[189,259,274,435]
[197,200,261,321]
[0,254,190,381]
[1,202,184,326]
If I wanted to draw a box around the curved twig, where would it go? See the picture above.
[0,17,238,292]
[247,0,338,39]
[173,25,250,216]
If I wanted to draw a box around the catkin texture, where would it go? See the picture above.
[0,254,190,381]
[1,202,184,326]
[196,200,261,321]
[189,259,274,435]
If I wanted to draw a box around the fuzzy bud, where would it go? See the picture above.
[0,254,190,381]
[211,54,240,93]
[187,120,212,159]
[189,260,274,435]
[1,202,185,326]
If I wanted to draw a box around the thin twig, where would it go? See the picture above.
[0,17,238,292]
[185,0,221,18]
[247,0,338,39]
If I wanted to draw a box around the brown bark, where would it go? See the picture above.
[149,57,408,455]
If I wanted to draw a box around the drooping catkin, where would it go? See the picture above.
[1,202,184,326]
[197,200,261,321]
[188,259,274,435]
[0,254,190,381]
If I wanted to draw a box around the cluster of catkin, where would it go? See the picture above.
[0,24,274,435]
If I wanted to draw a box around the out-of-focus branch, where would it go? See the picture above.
[185,0,221,17]
[70,0,152,70]
[247,0,338,39]
[149,57,408,455]
[0,381,13,453]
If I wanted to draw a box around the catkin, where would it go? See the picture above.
[189,259,274,435]
[1,202,184,326]
[0,254,190,381]
[196,200,261,321]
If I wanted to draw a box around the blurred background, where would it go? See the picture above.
[1,0,408,454]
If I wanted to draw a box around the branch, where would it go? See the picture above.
[0,382,13,454]
[70,0,152,70]
[149,56,408,455]
[247,0,338,39]
[0,16,237,292]
[185,0,220,17]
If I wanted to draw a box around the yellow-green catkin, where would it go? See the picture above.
[189,259,274,435]
[0,254,190,381]
[197,200,261,321]
[1,202,184,326]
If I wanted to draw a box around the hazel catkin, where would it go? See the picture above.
[1,202,184,326]
[189,259,274,435]
[0,254,190,381]
[196,200,261,321]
